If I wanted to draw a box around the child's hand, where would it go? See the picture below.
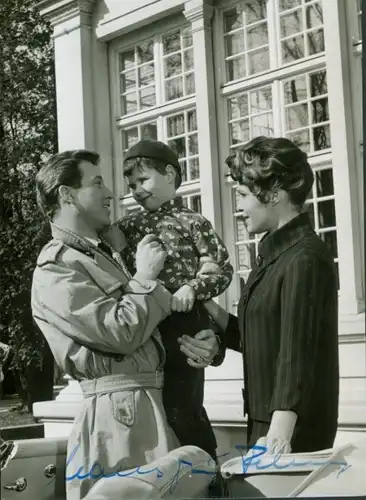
[172,285,195,312]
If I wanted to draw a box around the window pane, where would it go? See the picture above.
[226,56,246,81]
[140,86,156,108]
[286,104,309,130]
[311,99,329,124]
[307,29,325,55]
[167,113,185,137]
[320,231,338,259]
[122,92,137,114]
[165,77,183,101]
[137,41,154,64]
[138,64,154,86]
[180,160,187,182]
[318,199,336,228]
[284,75,307,104]
[224,7,244,32]
[282,35,305,63]
[247,23,268,49]
[122,127,138,151]
[120,49,135,71]
[306,3,323,29]
[185,73,195,95]
[252,113,274,137]
[230,120,250,145]
[229,94,249,120]
[250,87,272,113]
[189,158,200,180]
[164,53,182,78]
[140,123,157,140]
[187,110,197,132]
[279,0,302,12]
[191,195,202,214]
[313,124,331,151]
[245,0,267,24]
[280,10,303,38]
[188,134,199,156]
[163,30,181,54]
[120,70,136,93]
[248,48,270,75]
[225,33,245,57]
[315,169,334,197]
[184,49,194,71]
[310,70,327,96]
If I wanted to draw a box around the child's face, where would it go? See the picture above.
[126,164,175,211]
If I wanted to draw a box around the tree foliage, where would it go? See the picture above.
[0,0,57,407]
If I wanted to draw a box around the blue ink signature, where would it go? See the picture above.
[234,444,350,476]
[65,443,351,492]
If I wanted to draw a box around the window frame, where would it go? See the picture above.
[213,0,361,315]
[108,14,202,218]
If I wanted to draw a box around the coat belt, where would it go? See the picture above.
[79,371,164,397]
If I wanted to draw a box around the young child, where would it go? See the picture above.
[116,139,233,459]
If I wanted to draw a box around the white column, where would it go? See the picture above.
[38,0,97,150]
[322,0,364,316]
[183,0,223,237]
[37,0,117,215]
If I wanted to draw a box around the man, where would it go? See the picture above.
[31,149,181,500]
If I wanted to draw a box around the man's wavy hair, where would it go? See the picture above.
[225,136,314,210]
[36,149,100,220]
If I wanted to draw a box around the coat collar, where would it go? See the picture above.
[50,223,99,255]
[257,212,314,267]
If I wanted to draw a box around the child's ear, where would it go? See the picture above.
[165,164,176,184]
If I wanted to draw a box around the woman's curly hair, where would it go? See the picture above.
[225,136,314,209]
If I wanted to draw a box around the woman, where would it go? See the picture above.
[180,136,339,456]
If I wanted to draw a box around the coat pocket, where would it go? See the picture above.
[110,391,135,427]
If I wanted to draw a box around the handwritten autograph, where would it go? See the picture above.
[65,443,351,493]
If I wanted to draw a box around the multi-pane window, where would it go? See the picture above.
[115,25,201,215]
[223,0,269,81]
[283,69,330,152]
[166,109,199,183]
[119,40,156,115]
[163,27,195,101]
[218,0,337,309]
[279,0,324,65]
[228,87,274,152]
[222,0,325,84]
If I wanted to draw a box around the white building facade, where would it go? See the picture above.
[35,0,365,449]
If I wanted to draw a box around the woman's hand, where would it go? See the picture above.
[178,329,220,368]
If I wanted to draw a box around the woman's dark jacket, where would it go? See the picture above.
[225,213,339,447]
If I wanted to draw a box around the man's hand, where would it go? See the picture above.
[135,234,167,280]
[172,285,195,312]
[178,329,220,368]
